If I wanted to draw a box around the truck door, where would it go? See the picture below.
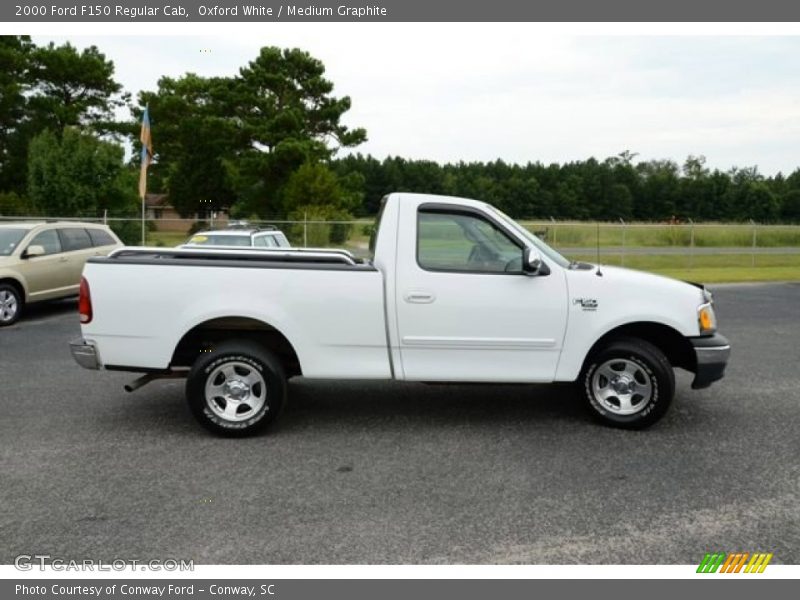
[394,203,568,382]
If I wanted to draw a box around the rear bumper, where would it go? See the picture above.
[69,338,101,370]
[690,333,730,389]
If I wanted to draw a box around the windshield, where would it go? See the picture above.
[486,206,571,268]
[0,228,27,256]
[186,234,252,247]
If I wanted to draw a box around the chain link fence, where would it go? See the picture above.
[2,214,799,274]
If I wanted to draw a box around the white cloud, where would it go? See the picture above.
[32,27,800,174]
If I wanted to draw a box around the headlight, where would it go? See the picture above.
[697,302,717,335]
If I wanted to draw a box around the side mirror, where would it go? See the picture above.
[522,247,541,275]
[522,247,548,276]
[24,245,45,258]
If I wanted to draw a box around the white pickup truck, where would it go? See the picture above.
[70,193,730,435]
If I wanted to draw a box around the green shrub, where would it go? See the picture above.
[287,206,353,247]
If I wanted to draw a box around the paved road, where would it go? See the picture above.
[1,284,798,565]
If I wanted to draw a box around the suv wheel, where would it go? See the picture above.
[0,284,22,326]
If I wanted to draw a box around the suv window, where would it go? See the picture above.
[87,228,117,247]
[28,230,62,255]
[188,234,251,247]
[58,228,92,252]
[254,235,277,248]
[417,209,522,273]
[0,228,28,256]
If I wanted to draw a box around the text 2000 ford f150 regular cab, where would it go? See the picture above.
[70,193,730,435]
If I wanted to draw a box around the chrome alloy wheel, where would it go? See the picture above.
[591,358,653,415]
[204,361,267,422]
[0,290,18,323]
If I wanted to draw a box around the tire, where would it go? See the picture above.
[0,283,23,327]
[186,340,286,436]
[580,337,674,429]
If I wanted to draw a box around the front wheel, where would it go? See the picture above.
[0,283,22,327]
[580,337,674,429]
[186,340,286,436]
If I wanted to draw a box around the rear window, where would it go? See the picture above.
[187,234,252,247]
[58,228,92,251]
[369,196,389,256]
[274,233,290,248]
[253,235,277,248]
[87,228,117,247]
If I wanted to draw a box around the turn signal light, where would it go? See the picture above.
[698,303,716,334]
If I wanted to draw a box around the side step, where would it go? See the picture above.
[124,369,188,393]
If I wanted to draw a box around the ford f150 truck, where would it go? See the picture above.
[70,193,730,435]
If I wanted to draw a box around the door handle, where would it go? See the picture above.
[59,256,69,262]
[404,290,436,304]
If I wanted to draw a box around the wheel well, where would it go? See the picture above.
[0,278,25,303]
[171,317,302,377]
[586,322,696,373]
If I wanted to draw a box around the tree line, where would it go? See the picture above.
[1,35,799,248]
[332,153,800,223]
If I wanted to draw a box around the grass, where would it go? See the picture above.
[566,252,800,283]
[520,221,800,248]
[146,231,191,247]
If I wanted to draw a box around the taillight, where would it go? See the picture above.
[79,277,93,324]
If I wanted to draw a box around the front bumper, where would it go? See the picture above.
[690,333,730,389]
[69,338,101,370]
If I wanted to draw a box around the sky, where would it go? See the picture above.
[33,27,800,175]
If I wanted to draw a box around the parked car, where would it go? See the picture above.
[0,222,122,326]
[183,226,291,249]
[70,193,729,435]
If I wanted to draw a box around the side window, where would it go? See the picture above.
[28,230,62,255]
[274,233,290,248]
[58,228,92,252]
[417,210,522,273]
[254,235,275,247]
[87,228,117,247]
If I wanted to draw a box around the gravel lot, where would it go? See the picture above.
[1,283,798,564]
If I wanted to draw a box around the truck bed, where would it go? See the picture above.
[81,246,392,379]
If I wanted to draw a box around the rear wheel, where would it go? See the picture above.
[0,283,22,327]
[580,337,674,429]
[186,340,286,436]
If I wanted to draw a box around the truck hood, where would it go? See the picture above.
[574,264,704,298]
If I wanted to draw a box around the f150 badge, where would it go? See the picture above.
[573,298,598,311]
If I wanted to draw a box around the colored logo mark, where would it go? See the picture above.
[697,552,773,573]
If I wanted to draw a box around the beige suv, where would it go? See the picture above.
[0,222,122,326]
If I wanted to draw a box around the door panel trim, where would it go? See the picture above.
[401,335,556,349]
[27,284,79,301]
